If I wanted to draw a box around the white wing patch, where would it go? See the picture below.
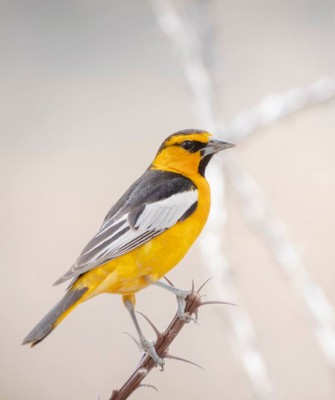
[132,191,198,230]
[55,189,198,284]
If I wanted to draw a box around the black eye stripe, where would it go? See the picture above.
[179,140,207,153]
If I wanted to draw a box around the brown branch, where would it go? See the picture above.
[110,284,228,400]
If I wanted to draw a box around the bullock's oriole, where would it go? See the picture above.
[23,129,235,366]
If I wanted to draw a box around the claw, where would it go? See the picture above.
[141,339,165,369]
[165,353,204,370]
[123,332,161,369]
[137,311,163,339]
[178,312,199,324]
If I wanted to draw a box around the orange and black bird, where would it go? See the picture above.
[23,129,235,366]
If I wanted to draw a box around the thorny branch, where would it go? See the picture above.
[110,283,231,400]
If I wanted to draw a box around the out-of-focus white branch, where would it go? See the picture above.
[200,161,275,400]
[152,1,275,399]
[153,0,219,132]
[225,155,335,366]
[225,78,335,142]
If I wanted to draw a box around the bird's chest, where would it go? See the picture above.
[135,177,211,278]
[97,177,210,295]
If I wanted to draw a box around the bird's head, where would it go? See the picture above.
[151,129,235,177]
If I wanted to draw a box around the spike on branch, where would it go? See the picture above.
[109,280,230,400]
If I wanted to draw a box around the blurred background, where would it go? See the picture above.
[1,0,335,399]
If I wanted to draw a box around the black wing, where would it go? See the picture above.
[54,170,198,285]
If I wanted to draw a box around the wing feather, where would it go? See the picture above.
[133,191,197,230]
[54,170,198,285]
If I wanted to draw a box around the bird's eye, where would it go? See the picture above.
[181,140,194,151]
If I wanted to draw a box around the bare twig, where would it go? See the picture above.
[110,288,227,400]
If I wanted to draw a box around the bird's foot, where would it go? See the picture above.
[140,338,165,368]
[135,311,166,369]
[174,288,198,323]
[152,279,198,322]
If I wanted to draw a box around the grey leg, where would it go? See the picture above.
[153,280,191,320]
[124,299,164,367]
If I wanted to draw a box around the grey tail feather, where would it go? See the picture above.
[22,287,88,346]
[53,268,76,286]
[53,269,76,286]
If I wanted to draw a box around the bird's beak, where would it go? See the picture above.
[202,137,236,157]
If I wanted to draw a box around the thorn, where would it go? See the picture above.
[136,311,162,338]
[138,383,158,392]
[190,279,195,295]
[165,353,204,370]
[199,300,238,308]
[197,277,213,293]
[163,276,175,287]
[122,332,141,350]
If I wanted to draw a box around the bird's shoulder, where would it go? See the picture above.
[104,168,197,222]
[54,169,199,285]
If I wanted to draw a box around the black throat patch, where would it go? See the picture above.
[198,154,214,176]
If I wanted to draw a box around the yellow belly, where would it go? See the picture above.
[76,175,210,298]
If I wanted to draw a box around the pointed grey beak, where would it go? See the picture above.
[202,137,236,157]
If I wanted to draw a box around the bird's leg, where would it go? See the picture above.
[152,280,194,322]
[123,296,164,368]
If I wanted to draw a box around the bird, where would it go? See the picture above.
[22,129,235,366]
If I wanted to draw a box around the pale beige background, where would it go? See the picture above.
[1,1,335,399]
